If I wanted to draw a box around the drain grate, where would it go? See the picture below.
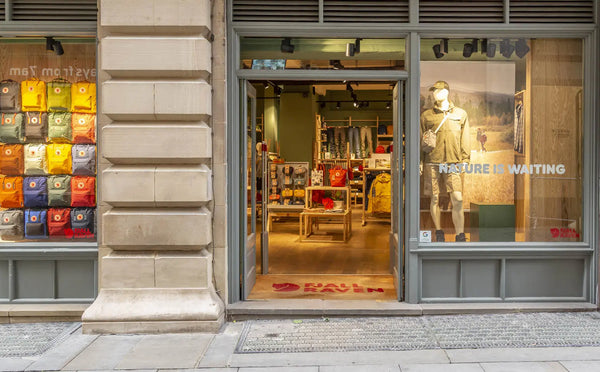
[0,322,80,357]
[235,312,600,353]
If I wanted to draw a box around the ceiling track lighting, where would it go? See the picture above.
[45,37,64,56]
[515,38,530,58]
[500,39,515,58]
[280,37,295,53]
[386,101,391,109]
[481,39,496,58]
[433,38,449,59]
[463,38,478,58]
[345,38,362,57]
[336,102,341,109]
[330,60,344,70]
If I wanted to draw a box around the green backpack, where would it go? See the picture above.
[47,79,72,112]
[48,112,72,142]
[47,175,72,207]
[0,113,24,143]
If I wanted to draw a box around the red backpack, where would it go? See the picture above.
[48,208,71,237]
[71,176,95,207]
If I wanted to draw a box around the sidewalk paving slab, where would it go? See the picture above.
[319,365,401,371]
[157,369,237,372]
[229,350,449,368]
[115,334,214,370]
[24,328,98,371]
[446,347,600,363]
[238,368,318,372]
[0,358,33,372]
[62,335,143,371]
[399,364,484,372]
[560,361,600,372]
[198,323,244,368]
[480,362,568,372]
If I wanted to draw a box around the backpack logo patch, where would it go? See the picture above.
[5,118,11,124]
[31,117,38,124]
[1,87,8,94]
[78,118,86,125]
[29,182,36,188]
[28,86,34,92]
[79,87,86,94]
[5,182,12,189]
[77,214,84,221]
[5,149,12,156]
[55,182,61,188]
[55,118,62,124]
[31,215,37,222]
[78,182,85,189]
[54,214,61,221]
[78,150,86,157]
[55,88,61,94]
[56,150,61,156]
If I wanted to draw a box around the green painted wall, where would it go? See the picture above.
[279,91,316,166]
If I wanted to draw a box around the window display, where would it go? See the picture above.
[0,39,96,243]
[420,38,583,243]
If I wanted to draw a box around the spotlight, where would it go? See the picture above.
[280,38,295,53]
[386,101,391,109]
[353,101,359,108]
[482,39,496,58]
[463,38,478,58]
[500,39,514,58]
[433,39,448,59]
[53,41,64,55]
[45,37,54,51]
[336,102,341,110]
[274,86,282,97]
[515,38,530,58]
[346,43,356,57]
[330,60,344,70]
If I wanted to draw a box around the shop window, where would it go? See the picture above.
[0,38,97,243]
[419,38,583,243]
[240,37,405,70]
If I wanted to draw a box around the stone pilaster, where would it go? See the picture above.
[82,0,224,333]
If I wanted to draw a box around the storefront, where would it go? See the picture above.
[226,1,599,306]
[0,1,98,308]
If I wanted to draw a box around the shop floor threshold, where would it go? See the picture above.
[227,300,597,320]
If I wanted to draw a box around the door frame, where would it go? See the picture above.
[229,67,409,303]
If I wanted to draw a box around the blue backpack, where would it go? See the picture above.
[25,209,47,239]
[71,208,95,239]
[23,177,47,208]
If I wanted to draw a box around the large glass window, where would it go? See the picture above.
[0,38,97,243]
[241,37,405,70]
[419,38,583,243]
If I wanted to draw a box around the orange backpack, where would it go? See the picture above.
[71,176,95,207]
[71,113,96,143]
[0,176,23,208]
[0,144,24,175]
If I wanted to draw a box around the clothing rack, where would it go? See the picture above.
[362,167,392,226]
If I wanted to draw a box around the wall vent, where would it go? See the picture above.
[419,0,504,23]
[323,1,409,23]
[232,0,319,22]
[510,0,594,23]
[11,0,97,21]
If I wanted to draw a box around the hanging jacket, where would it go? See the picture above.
[367,172,391,214]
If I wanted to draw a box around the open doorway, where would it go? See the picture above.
[242,80,404,301]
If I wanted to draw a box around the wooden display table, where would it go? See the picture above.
[300,186,352,242]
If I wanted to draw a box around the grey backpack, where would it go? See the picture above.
[0,209,24,240]
[0,80,21,113]
[24,112,48,140]
[72,145,96,176]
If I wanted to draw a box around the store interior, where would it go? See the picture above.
[247,80,402,301]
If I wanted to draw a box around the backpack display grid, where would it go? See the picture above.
[47,175,71,207]
[48,208,71,237]
[47,144,72,174]
[47,79,71,112]
[24,209,47,239]
[71,113,96,143]
[0,144,24,175]
[72,145,96,176]
[23,176,48,208]
[24,112,48,141]
[21,78,47,112]
[71,207,95,238]
[0,113,24,143]
[71,81,96,113]
[0,209,24,240]
[0,80,21,113]
[24,144,47,175]
[48,112,72,142]
[0,176,23,208]
[71,176,95,207]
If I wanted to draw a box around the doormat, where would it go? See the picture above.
[0,322,80,357]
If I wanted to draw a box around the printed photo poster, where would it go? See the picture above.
[420,61,516,205]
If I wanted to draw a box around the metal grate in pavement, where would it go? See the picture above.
[235,312,600,353]
[0,322,80,357]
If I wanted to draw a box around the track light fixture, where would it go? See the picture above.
[515,38,530,58]
[500,39,515,58]
[386,101,391,109]
[336,102,341,109]
[481,39,496,58]
[330,60,344,70]
[45,37,64,55]
[345,38,362,57]
[280,38,295,53]
[433,38,449,59]
[463,38,478,58]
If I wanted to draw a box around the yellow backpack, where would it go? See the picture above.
[47,144,72,175]
[21,78,47,112]
[71,81,96,113]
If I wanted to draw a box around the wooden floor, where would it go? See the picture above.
[250,207,396,300]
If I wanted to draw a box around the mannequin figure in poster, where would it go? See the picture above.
[420,81,470,242]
